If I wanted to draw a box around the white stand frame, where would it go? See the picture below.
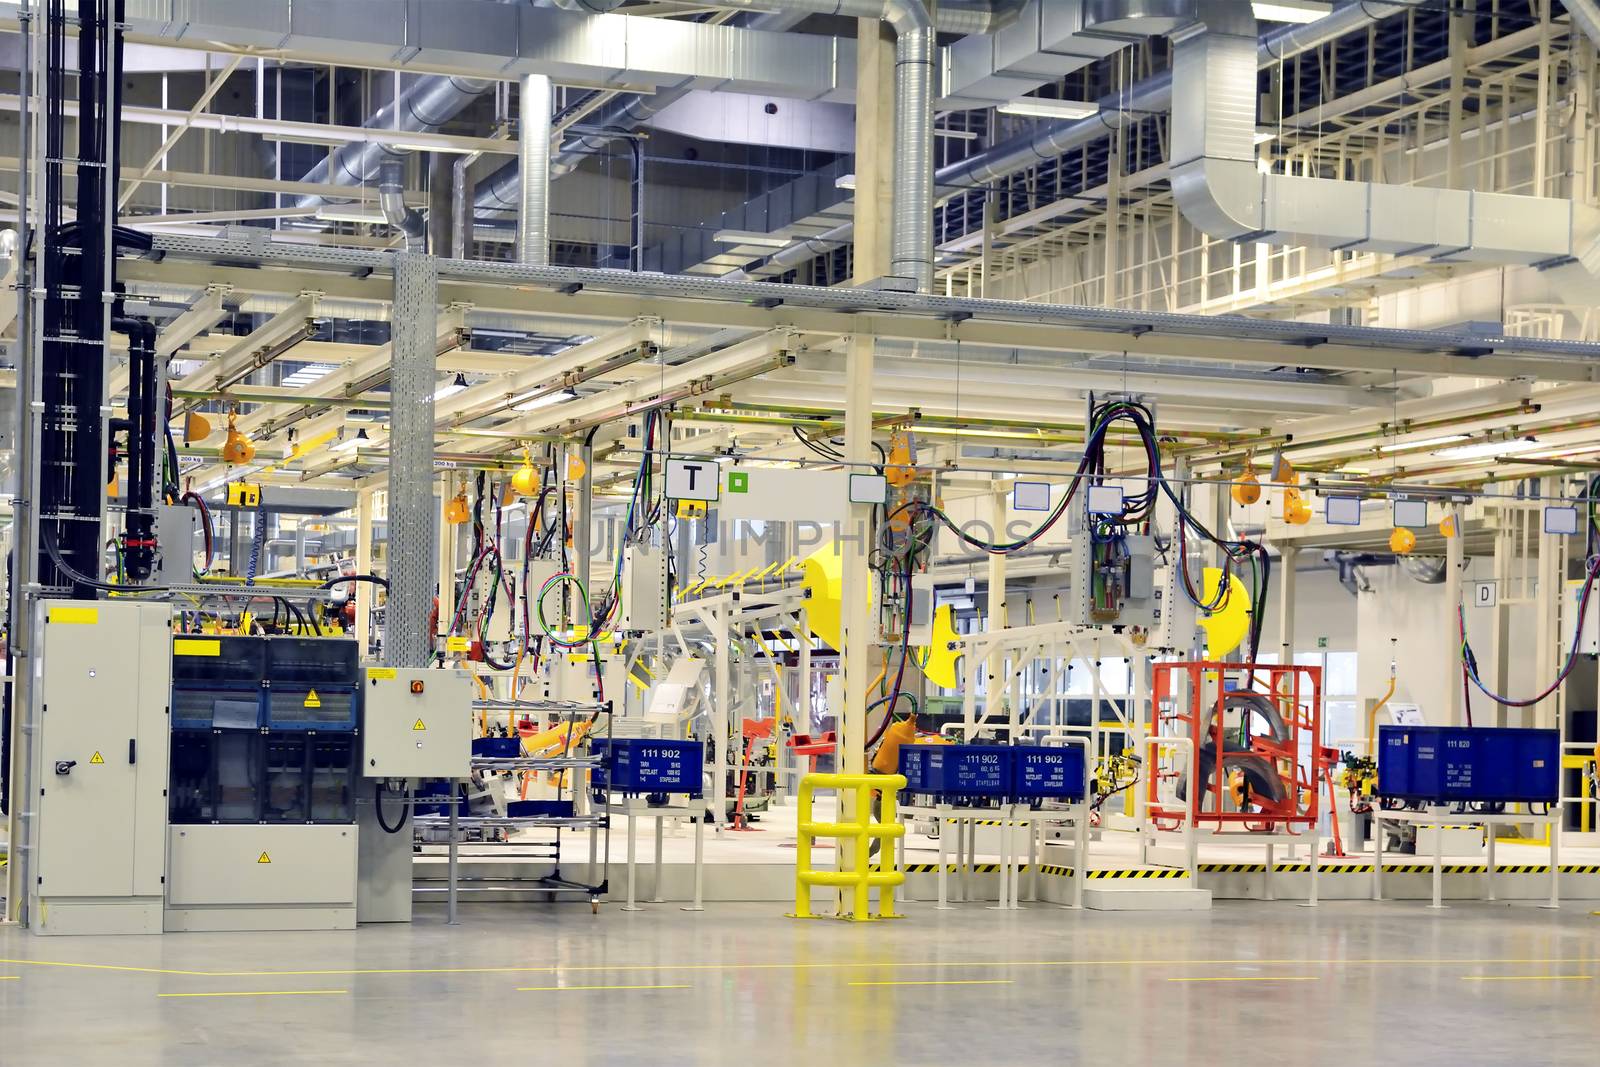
[1371,806,1561,909]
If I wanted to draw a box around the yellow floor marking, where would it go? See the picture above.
[157,990,348,998]
[1461,975,1592,982]
[7,956,1600,979]
[1168,976,1320,983]
[848,979,1014,988]
[516,984,691,992]
[0,976,18,981]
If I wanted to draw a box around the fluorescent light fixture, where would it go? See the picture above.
[281,363,334,388]
[511,387,578,413]
[330,427,371,453]
[834,173,856,191]
[997,98,1100,121]
[314,206,387,225]
[1434,436,1543,460]
[433,372,469,401]
[1253,1,1332,23]
[1377,433,1469,454]
[713,229,792,249]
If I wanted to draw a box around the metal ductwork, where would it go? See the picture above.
[1083,0,1195,35]
[725,0,1412,279]
[293,74,493,212]
[517,74,554,266]
[677,1,936,291]
[1168,1,1574,263]
[941,1,1133,107]
[378,160,426,251]
[473,8,813,217]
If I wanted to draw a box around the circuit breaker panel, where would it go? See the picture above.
[362,666,474,779]
[30,600,172,935]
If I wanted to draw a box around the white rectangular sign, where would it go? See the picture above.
[665,459,721,502]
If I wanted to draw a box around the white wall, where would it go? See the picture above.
[1354,555,1544,730]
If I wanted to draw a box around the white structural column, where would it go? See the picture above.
[1278,544,1298,663]
[437,474,457,653]
[1443,503,1466,726]
[1534,478,1562,730]
[851,17,894,285]
[355,486,375,655]
[839,330,875,780]
[987,480,1008,720]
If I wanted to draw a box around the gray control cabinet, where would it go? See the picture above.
[30,600,172,935]
[361,666,473,779]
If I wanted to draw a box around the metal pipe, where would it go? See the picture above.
[377,159,426,251]
[293,74,494,212]
[518,73,553,266]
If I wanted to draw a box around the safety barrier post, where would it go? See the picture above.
[791,772,906,921]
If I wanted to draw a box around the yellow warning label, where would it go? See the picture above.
[89,751,105,765]
[257,852,271,864]
[445,636,471,653]
[369,667,397,681]
[413,719,427,732]
[49,606,99,625]
[304,689,322,709]
[174,638,221,657]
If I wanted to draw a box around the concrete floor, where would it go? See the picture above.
[2,902,1598,1065]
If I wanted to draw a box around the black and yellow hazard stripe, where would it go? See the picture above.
[1085,868,1190,880]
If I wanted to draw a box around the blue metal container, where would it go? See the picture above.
[593,738,704,795]
[472,736,522,759]
[1011,745,1087,801]
[1378,725,1559,804]
[897,744,931,792]
[922,745,1011,798]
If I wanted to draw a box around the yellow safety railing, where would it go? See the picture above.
[792,772,906,922]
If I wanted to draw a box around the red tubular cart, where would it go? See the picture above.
[1147,661,1326,835]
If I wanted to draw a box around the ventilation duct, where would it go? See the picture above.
[940,0,1130,107]
[518,74,553,267]
[474,9,812,217]
[1167,1,1573,263]
[1082,0,1195,35]
[377,160,426,251]
[694,1,936,291]
[723,0,1409,279]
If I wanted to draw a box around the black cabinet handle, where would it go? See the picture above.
[128,738,137,765]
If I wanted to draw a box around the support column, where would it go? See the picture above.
[1445,0,1473,188]
[387,253,439,669]
[839,332,875,777]
[1278,544,1298,663]
[1444,502,1467,727]
[438,474,457,653]
[1534,480,1562,731]
[851,18,895,285]
[987,480,1008,721]
[355,486,375,656]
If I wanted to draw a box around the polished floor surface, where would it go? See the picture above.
[1,900,1597,1065]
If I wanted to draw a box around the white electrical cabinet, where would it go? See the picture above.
[617,543,669,632]
[165,825,358,932]
[30,600,172,935]
[361,666,473,779]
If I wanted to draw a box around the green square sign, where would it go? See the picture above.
[728,471,750,493]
